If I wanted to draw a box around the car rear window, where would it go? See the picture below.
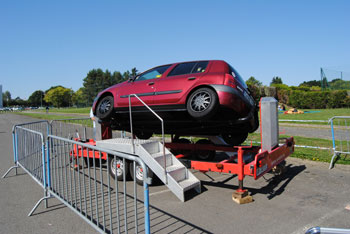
[229,65,247,88]
[168,61,209,77]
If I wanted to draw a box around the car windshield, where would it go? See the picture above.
[229,65,247,89]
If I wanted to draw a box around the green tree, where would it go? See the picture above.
[72,88,86,107]
[82,68,132,105]
[2,91,11,106]
[246,76,262,87]
[28,90,45,107]
[271,76,283,85]
[44,86,73,108]
[299,80,321,87]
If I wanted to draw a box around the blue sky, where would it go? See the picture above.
[1,0,349,99]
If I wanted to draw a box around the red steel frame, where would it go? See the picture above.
[71,136,294,194]
[165,137,294,193]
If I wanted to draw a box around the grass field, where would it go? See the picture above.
[10,108,350,165]
[245,133,349,165]
[32,107,90,114]
[278,108,350,124]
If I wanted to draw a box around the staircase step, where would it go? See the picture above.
[152,152,173,167]
[166,165,186,182]
[179,179,201,192]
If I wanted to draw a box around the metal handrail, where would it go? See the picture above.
[128,94,167,184]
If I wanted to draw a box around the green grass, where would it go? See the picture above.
[15,112,81,120]
[246,133,350,165]
[32,107,90,114]
[278,108,350,121]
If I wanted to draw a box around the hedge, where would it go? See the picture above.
[248,85,350,109]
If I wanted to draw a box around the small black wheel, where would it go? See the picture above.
[187,87,218,120]
[221,132,248,146]
[129,161,154,186]
[195,139,216,161]
[109,156,129,180]
[135,131,153,140]
[96,95,114,120]
[272,160,287,176]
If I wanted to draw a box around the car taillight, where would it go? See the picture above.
[224,73,237,89]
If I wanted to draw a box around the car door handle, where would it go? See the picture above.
[148,82,155,85]
[188,77,196,80]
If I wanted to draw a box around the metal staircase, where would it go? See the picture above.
[96,138,201,202]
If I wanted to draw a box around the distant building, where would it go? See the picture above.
[0,85,2,108]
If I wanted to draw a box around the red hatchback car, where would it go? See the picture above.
[92,60,258,145]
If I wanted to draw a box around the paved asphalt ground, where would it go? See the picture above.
[1,113,350,234]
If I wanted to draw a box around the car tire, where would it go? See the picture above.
[135,131,153,140]
[195,139,216,161]
[221,132,248,146]
[171,138,191,156]
[96,95,114,120]
[129,161,154,186]
[187,87,218,120]
[109,156,129,181]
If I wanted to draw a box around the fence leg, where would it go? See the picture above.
[329,152,340,169]
[28,193,52,217]
[2,165,19,178]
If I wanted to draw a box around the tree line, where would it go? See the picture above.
[2,68,137,108]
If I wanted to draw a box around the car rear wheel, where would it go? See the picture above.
[221,132,248,146]
[195,139,216,161]
[96,95,114,120]
[135,131,153,140]
[187,87,218,120]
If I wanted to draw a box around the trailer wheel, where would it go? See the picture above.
[129,162,154,186]
[109,156,129,180]
[195,139,216,161]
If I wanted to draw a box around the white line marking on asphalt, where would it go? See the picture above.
[150,189,171,196]
[290,206,345,234]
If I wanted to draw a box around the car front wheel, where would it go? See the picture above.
[96,95,114,120]
[187,87,218,120]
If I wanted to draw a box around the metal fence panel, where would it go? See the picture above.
[329,116,350,169]
[47,135,151,234]
[15,126,46,187]
[3,120,151,233]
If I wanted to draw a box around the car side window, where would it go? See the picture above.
[168,61,209,77]
[167,62,197,77]
[135,65,171,81]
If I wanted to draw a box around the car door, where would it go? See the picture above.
[116,65,172,108]
[154,61,209,105]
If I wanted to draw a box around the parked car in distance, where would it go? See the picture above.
[92,60,258,145]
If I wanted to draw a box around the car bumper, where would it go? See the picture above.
[209,84,255,115]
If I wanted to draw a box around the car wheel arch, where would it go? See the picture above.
[185,85,218,106]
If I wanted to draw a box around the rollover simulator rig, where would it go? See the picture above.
[72,97,294,203]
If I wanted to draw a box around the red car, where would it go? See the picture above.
[92,60,258,145]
